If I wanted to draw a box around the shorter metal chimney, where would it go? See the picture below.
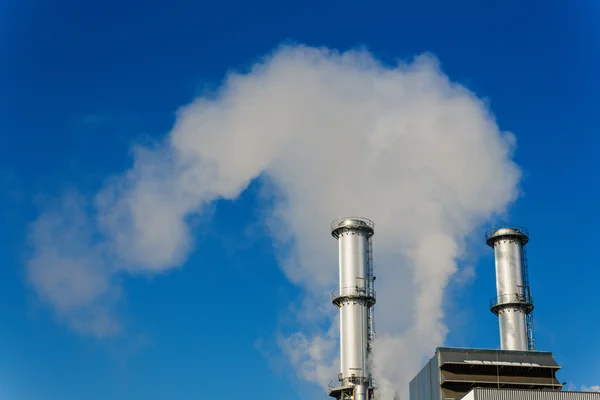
[486,227,535,351]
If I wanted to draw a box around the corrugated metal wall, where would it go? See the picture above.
[472,388,600,400]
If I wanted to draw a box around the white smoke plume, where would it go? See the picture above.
[25,45,521,397]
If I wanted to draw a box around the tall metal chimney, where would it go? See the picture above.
[329,217,376,400]
[486,227,535,351]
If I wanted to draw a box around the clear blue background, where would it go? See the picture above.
[1,0,599,398]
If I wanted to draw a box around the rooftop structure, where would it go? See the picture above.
[409,347,563,400]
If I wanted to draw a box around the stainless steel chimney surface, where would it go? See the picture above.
[486,227,535,351]
[329,217,376,400]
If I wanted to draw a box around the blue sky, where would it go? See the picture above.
[1,1,599,399]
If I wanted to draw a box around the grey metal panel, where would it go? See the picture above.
[409,353,441,400]
[470,388,600,400]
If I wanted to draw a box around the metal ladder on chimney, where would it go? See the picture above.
[366,238,376,351]
[521,245,536,350]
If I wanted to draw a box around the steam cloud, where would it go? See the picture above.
[26,45,521,397]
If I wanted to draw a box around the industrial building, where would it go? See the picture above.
[409,347,563,400]
[409,227,595,400]
[326,220,596,400]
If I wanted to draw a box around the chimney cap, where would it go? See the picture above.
[485,226,529,247]
[331,217,375,238]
